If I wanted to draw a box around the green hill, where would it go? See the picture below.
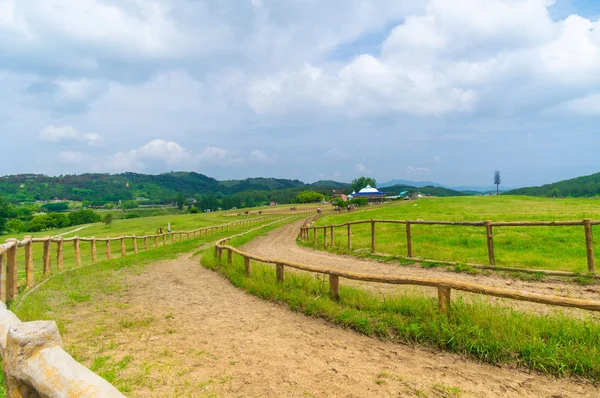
[381,184,468,197]
[506,172,600,197]
[0,172,342,205]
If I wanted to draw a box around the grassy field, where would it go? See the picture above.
[1,211,284,296]
[309,196,600,273]
[202,225,600,382]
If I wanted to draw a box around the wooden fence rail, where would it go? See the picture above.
[217,217,600,315]
[299,218,599,273]
[0,213,312,304]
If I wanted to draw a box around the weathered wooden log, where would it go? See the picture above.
[323,227,327,249]
[406,221,413,258]
[91,238,97,264]
[6,241,17,302]
[371,219,376,254]
[144,236,149,251]
[313,227,317,244]
[74,237,81,266]
[329,274,339,298]
[105,239,112,260]
[133,236,138,254]
[24,237,33,289]
[244,256,252,275]
[485,220,495,266]
[120,237,126,257]
[330,226,334,247]
[43,237,51,276]
[276,263,284,282]
[227,248,233,265]
[347,223,352,250]
[57,238,64,271]
[438,286,451,314]
[584,219,595,272]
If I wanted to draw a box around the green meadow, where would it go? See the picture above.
[311,196,600,272]
[1,211,275,293]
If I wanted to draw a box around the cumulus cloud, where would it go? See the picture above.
[39,125,103,146]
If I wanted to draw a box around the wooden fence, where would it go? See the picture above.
[0,214,295,304]
[217,217,600,314]
[299,218,600,274]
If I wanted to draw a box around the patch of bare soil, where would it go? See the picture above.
[243,220,600,318]
[61,246,598,397]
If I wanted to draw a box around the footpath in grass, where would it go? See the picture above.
[5,218,292,396]
[203,224,600,382]
[312,196,600,273]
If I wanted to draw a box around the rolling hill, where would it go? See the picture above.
[506,172,600,197]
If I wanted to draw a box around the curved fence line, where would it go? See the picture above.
[0,212,309,397]
[216,217,600,314]
[299,218,599,274]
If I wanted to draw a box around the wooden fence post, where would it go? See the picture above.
[145,236,149,251]
[406,221,413,257]
[244,256,252,275]
[43,236,51,276]
[438,286,451,314]
[584,219,595,272]
[329,274,339,298]
[227,248,233,265]
[106,239,112,260]
[313,227,317,244]
[154,236,158,249]
[162,234,166,246]
[485,221,495,266]
[347,223,352,251]
[57,238,64,271]
[6,240,17,302]
[323,227,327,249]
[371,219,376,254]
[0,252,4,302]
[330,226,334,247]
[171,233,175,245]
[74,237,81,266]
[276,263,284,282]
[24,236,34,289]
[91,238,97,264]
[133,236,138,254]
[218,247,223,261]
[179,232,182,242]
[120,237,126,257]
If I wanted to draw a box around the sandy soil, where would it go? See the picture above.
[60,243,599,396]
[243,220,600,318]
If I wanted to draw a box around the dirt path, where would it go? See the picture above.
[60,246,598,397]
[243,220,600,317]
[51,224,91,238]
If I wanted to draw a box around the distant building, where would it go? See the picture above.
[348,185,385,204]
[332,189,345,199]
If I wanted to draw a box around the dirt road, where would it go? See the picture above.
[243,220,600,317]
[61,246,598,397]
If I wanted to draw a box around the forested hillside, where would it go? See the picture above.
[506,173,600,197]
[0,172,344,205]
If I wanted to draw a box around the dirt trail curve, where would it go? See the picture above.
[63,240,598,396]
[243,220,600,317]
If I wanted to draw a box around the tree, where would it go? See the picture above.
[296,191,325,203]
[494,170,502,195]
[350,177,376,193]
[103,213,114,226]
[0,195,10,234]
[176,193,185,210]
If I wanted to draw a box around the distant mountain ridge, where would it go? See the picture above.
[380,179,516,193]
[506,172,600,197]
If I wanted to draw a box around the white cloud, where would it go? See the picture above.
[355,164,368,172]
[407,166,430,173]
[39,125,103,146]
[249,150,277,164]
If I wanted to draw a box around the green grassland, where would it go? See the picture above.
[311,196,600,272]
[2,211,280,295]
[202,225,600,381]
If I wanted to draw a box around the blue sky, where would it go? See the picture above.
[1,0,599,188]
